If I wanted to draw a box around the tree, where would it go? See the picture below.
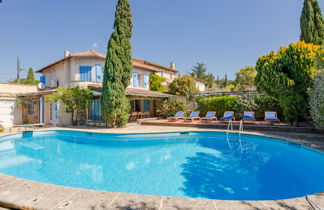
[101,0,133,127]
[169,75,198,97]
[309,70,324,130]
[149,74,167,92]
[190,63,207,78]
[235,66,256,90]
[300,0,324,45]
[48,86,93,125]
[190,63,215,88]
[255,41,320,125]
[224,74,228,88]
[27,68,35,83]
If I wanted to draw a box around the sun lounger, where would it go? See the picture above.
[201,112,217,122]
[220,111,235,121]
[265,111,280,124]
[168,112,185,122]
[243,111,255,122]
[184,111,201,122]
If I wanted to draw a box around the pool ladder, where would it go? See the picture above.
[226,120,244,133]
[226,120,244,152]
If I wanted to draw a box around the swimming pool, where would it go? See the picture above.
[0,130,323,201]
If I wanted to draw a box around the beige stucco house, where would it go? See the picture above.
[13,50,180,127]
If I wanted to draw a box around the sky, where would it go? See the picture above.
[0,0,323,82]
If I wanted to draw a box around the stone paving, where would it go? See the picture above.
[0,124,323,210]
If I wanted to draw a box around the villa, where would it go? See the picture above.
[3,50,182,127]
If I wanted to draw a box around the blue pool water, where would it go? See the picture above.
[0,130,323,200]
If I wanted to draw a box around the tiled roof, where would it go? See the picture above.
[88,84,176,98]
[36,50,179,73]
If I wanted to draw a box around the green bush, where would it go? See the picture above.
[157,98,188,118]
[197,96,238,119]
[197,95,282,120]
[309,71,324,130]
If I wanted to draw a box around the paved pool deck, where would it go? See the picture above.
[0,124,323,210]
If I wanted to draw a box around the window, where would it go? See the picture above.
[133,72,138,87]
[137,74,141,87]
[143,74,148,88]
[90,99,103,121]
[27,100,37,115]
[96,64,102,82]
[79,66,92,81]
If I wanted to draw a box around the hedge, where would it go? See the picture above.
[197,95,282,120]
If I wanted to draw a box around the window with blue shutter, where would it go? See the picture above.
[133,72,138,87]
[143,74,148,88]
[40,76,46,85]
[96,64,102,82]
[79,66,92,81]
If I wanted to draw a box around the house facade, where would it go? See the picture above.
[14,50,179,126]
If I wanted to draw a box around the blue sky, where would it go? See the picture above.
[0,0,322,81]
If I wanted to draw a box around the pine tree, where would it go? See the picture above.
[300,0,324,45]
[27,68,35,83]
[101,0,133,127]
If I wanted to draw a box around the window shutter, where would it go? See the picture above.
[143,74,148,88]
[133,72,138,87]
[96,65,102,82]
[144,100,150,112]
[80,66,92,81]
[40,76,46,85]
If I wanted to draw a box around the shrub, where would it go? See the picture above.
[197,95,282,120]
[157,98,188,118]
[197,96,238,119]
[255,41,320,125]
[309,71,324,130]
[149,74,167,93]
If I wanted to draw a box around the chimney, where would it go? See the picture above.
[64,50,71,57]
[170,62,175,70]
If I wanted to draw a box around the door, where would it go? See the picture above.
[0,99,15,128]
[144,100,151,113]
[51,101,58,126]
[39,97,44,124]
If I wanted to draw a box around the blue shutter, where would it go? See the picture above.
[40,76,46,85]
[80,66,84,81]
[87,66,92,81]
[143,74,148,88]
[133,72,138,87]
[96,65,102,82]
[80,66,92,81]
[144,100,150,112]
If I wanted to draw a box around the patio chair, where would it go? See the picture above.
[220,111,235,121]
[168,112,185,122]
[243,111,255,123]
[201,112,217,122]
[265,111,280,124]
[184,111,201,122]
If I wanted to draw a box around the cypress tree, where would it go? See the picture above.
[101,0,133,127]
[300,0,324,45]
